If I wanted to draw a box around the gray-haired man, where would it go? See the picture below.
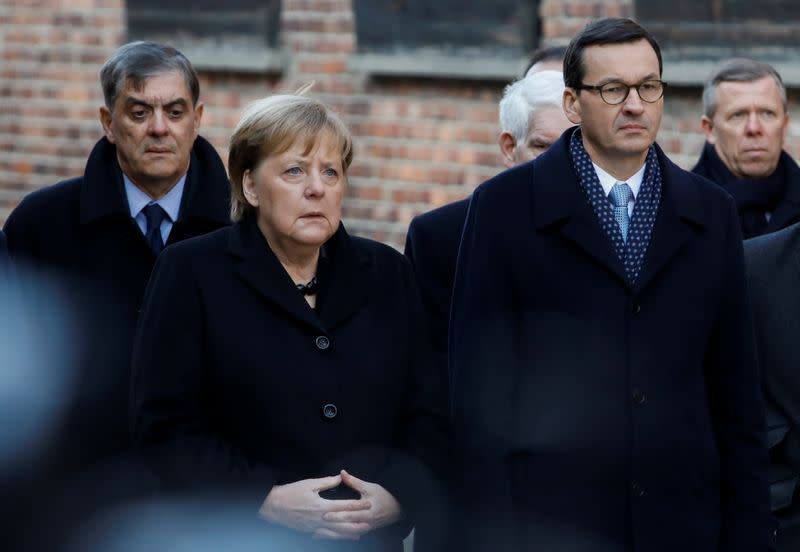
[693,58,800,239]
[3,41,230,549]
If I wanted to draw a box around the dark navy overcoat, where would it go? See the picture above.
[449,127,772,551]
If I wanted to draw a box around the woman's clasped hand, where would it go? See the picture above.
[260,470,402,541]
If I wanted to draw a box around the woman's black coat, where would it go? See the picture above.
[130,217,449,550]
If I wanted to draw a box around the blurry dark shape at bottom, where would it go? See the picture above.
[70,494,405,552]
[0,266,76,472]
[0,264,159,552]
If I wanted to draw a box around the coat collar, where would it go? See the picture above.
[79,136,230,228]
[767,152,800,232]
[227,216,371,332]
[694,143,800,235]
[532,126,708,290]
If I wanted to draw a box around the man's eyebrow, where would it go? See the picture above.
[163,98,189,109]
[123,97,152,109]
[596,74,660,85]
[122,97,189,109]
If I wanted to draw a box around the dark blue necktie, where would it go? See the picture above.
[143,203,167,256]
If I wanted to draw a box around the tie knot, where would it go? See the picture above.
[609,182,632,208]
[142,203,168,231]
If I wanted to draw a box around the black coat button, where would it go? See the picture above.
[632,481,645,497]
[633,302,641,314]
[632,388,646,405]
[315,335,330,350]
[322,403,337,419]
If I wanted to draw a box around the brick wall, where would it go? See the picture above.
[0,0,125,220]
[3,0,800,248]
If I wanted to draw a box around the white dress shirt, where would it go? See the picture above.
[592,162,646,217]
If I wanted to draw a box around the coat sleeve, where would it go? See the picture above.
[404,217,450,358]
[708,198,773,551]
[370,253,452,548]
[3,195,40,264]
[449,186,518,442]
[130,244,277,505]
[0,230,7,262]
[447,185,520,542]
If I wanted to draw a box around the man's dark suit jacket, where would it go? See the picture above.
[745,223,800,550]
[449,126,772,551]
[130,217,450,551]
[404,198,469,356]
[0,229,7,261]
[2,135,230,549]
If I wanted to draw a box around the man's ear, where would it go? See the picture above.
[563,88,582,125]
[99,106,116,144]
[498,132,517,169]
[781,111,790,143]
[192,101,204,137]
[700,115,716,144]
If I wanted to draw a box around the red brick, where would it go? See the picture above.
[297,59,348,74]
[1,0,798,250]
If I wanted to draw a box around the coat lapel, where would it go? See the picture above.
[532,132,709,292]
[168,136,231,245]
[792,228,800,288]
[228,219,372,333]
[317,226,371,330]
[765,155,800,233]
[635,150,707,292]
[532,132,629,287]
[228,218,323,332]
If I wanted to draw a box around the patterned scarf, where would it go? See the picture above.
[568,129,662,286]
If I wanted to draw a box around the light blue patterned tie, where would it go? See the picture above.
[609,182,632,242]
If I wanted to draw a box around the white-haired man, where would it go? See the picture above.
[404,70,572,358]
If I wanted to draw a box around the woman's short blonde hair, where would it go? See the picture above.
[228,94,354,221]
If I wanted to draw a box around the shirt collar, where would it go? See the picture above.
[592,161,646,199]
[123,173,186,222]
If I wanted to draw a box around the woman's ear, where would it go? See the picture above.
[242,169,259,208]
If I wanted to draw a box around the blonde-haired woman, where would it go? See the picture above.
[130,94,448,550]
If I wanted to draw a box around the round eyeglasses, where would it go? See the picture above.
[575,79,666,105]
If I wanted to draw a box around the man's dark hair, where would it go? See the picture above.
[523,45,568,77]
[100,41,200,111]
[563,18,662,90]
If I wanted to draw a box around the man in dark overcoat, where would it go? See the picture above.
[448,18,772,551]
[404,68,570,359]
[693,58,800,239]
[2,41,230,548]
[745,223,800,550]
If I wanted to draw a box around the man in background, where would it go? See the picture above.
[524,45,567,76]
[2,41,230,549]
[404,69,571,359]
[744,223,800,552]
[693,58,800,238]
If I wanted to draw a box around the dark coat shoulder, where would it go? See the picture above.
[404,198,470,353]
